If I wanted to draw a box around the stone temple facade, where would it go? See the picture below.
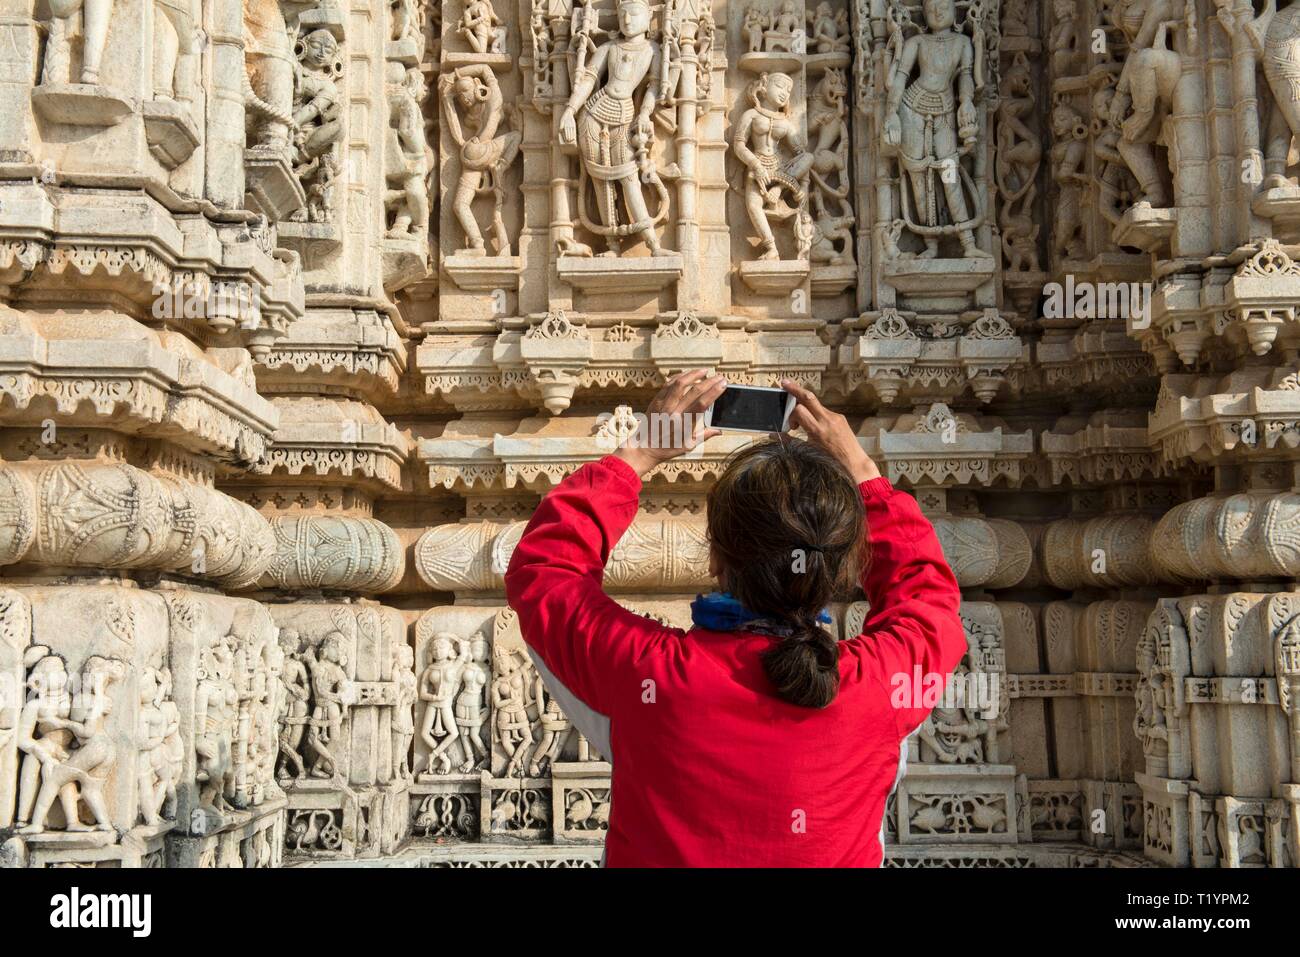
[0,0,1297,869]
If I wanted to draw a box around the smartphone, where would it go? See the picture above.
[704,385,796,434]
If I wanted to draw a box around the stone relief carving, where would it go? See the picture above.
[995,52,1040,274]
[153,0,199,103]
[41,0,117,88]
[459,0,506,53]
[806,68,855,268]
[15,650,126,834]
[881,0,989,260]
[734,72,813,262]
[558,0,672,257]
[244,0,296,153]
[385,67,434,238]
[2,0,1300,870]
[290,29,346,224]
[1108,0,1196,210]
[440,65,522,256]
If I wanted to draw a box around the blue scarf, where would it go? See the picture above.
[690,591,833,633]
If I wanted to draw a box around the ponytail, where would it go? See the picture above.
[708,439,866,710]
[760,611,841,709]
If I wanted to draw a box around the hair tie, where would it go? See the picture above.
[800,544,825,553]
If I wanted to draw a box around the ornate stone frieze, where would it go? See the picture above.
[1,0,1298,871]
[261,516,404,595]
[856,404,1035,487]
[0,307,277,465]
[1149,365,1300,468]
[251,397,409,491]
[1041,411,1165,485]
[269,601,410,858]
[0,460,273,588]
[840,310,1025,406]
[255,307,406,398]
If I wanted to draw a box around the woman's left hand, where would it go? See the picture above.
[614,369,727,477]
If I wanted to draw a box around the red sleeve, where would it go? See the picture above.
[504,454,682,717]
[843,477,968,738]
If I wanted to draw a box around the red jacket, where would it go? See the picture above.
[504,454,967,867]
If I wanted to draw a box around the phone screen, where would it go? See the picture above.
[709,386,789,433]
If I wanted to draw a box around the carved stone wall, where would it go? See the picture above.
[0,0,1296,868]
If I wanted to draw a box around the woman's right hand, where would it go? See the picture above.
[781,379,881,485]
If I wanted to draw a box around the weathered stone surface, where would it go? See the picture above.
[0,0,1296,870]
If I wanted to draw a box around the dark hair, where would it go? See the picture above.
[706,438,867,708]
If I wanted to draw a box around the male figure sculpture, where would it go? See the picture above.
[276,629,311,781]
[883,0,983,258]
[558,0,670,256]
[454,638,490,772]
[307,634,349,779]
[459,0,503,54]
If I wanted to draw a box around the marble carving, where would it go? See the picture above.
[0,0,1295,870]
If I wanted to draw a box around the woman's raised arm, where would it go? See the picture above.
[504,370,727,717]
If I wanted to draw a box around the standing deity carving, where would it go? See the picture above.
[454,637,490,772]
[137,666,182,826]
[195,636,241,813]
[418,633,472,773]
[276,629,311,782]
[393,644,417,781]
[1050,97,1087,260]
[558,0,672,257]
[881,0,988,259]
[492,645,536,776]
[305,632,348,779]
